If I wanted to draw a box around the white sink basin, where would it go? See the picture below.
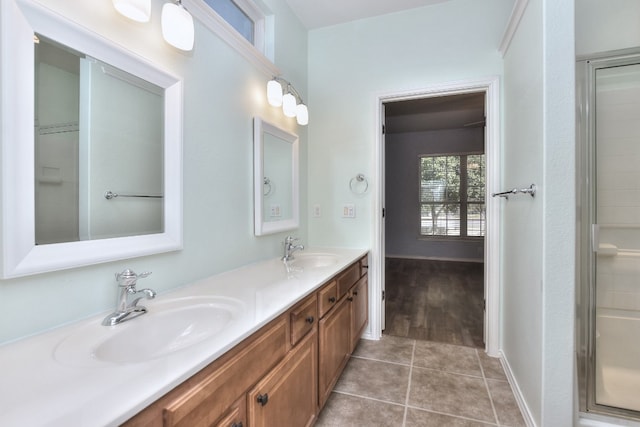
[54,296,244,365]
[289,253,339,269]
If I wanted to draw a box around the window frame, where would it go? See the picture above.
[184,0,279,76]
[418,151,486,240]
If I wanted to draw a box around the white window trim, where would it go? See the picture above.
[184,0,280,77]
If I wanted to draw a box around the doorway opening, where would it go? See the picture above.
[371,78,501,355]
[384,93,486,348]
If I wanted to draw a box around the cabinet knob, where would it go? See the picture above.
[347,296,353,302]
[328,296,336,303]
[353,291,358,296]
[306,316,314,324]
[257,393,269,406]
[231,423,243,427]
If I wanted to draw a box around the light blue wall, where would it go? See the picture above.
[0,0,308,344]
[502,0,575,424]
[306,0,513,248]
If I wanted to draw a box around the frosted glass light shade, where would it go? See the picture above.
[161,3,195,51]
[267,80,283,107]
[296,104,308,126]
[282,93,297,118]
[113,0,151,22]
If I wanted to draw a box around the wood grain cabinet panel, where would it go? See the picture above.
[290,294,317,346]
[349,275,368,354]
[317,297,351,409]
[248,329,318,427]
[211,397,245,427]
[317,280,337,318]
[336,263,359,299]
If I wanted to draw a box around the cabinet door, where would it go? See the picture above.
[318,297,351,409]
[212,396,245,427]
[349,275,368,353]
[248,329,318,427]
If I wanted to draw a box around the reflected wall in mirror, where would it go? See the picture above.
[254,117,299,236]
[1,0,183,278]
[34,35,164,245]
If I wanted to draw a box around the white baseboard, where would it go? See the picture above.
[499,350,537,427]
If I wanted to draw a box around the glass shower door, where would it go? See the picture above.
[593,61,640,413]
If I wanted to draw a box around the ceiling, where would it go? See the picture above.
[385,92,485,133]
[283,0,452,29]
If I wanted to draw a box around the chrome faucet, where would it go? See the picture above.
[282,236,304,262]
[102,269,156,326]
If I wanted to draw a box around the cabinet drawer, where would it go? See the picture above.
[318,281,337,319]
[290,294,317,346]
[360,255,368,277]
[162,317,288,427]
[336,263,360,299]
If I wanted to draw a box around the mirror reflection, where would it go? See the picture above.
[262,131,293,223]
[34,35,163,245]
[254,118,299,236]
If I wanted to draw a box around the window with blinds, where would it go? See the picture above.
[419,154,485,238]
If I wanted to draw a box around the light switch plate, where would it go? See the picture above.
[342,204,355,218]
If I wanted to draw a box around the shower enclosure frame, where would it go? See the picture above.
[577,47,640,422]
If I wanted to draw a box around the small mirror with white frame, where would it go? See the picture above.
[254,117,299,236]
[1,0,183,278]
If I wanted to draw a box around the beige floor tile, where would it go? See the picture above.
[478,351,508,381]
[334,357,410,404]
[409,367,496,423]
[405,407,496,426]
[352,335,415,365]
[413,340,483,377]
[487,379,526,427]
[315,393,405,427]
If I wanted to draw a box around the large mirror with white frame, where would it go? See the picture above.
[254,118,299,236]
[1,0,183,278]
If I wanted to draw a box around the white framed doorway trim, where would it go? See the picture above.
[369,76,501,357]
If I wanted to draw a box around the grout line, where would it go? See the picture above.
[405,404,500,426]
[402,339,416,427]
[476,348,501,426]
[350,353,412,368]
[331,390,406,408]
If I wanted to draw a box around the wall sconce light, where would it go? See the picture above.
[161,0,195,51]
[112,0,151,23]
[112,0,194,52]
[267,77,309,126]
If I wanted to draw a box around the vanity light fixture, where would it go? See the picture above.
[112,0,151,23]
[266,77,309,126]
[161,0,195,51]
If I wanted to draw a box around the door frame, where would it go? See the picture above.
[370,76,501,356]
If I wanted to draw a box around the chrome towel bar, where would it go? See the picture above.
[491,184,536,200]
[104,191,163,200]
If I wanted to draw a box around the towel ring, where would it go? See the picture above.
[263,177,273,196]
[349,173,368,194]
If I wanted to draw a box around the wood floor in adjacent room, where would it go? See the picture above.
[384,258,485,348]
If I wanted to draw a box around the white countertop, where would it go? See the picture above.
[0,247,367,427]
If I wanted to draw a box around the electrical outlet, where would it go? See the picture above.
[313,204,321,217]
[342,204,355,218]
[270,204,281,217]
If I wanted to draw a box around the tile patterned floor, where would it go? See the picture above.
[316,335,526,427]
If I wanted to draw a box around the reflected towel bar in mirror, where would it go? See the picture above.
[104,191,163,200]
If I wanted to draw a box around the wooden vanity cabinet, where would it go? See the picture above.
[123,255,368,427]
